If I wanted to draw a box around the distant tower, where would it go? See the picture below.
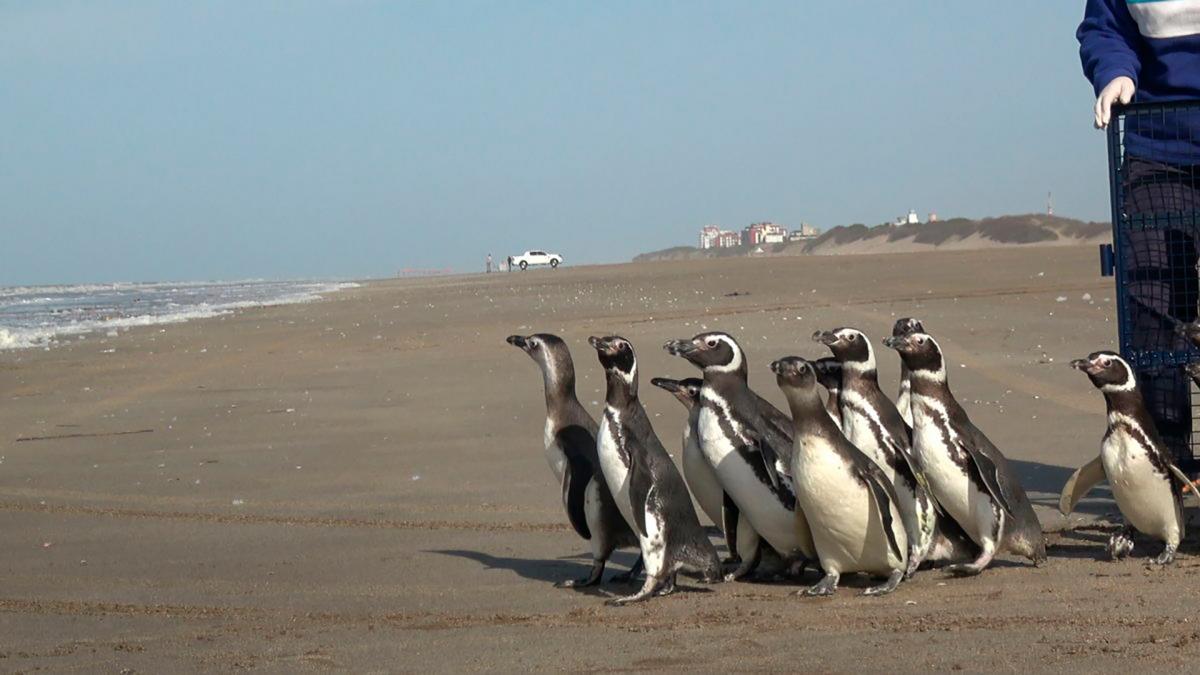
[928,211,938,223]
[1047,191,1054,216]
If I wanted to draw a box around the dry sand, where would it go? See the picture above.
[3,246,1199,672]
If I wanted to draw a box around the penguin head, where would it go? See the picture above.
[892,317,925,337]
[650,377,703,409]
[663,332,744,375]
[770,356,818,391]
[811,356,842,391]
[1177,320,1200,349]
[506,333,571,371]
[882,331,944,378]
[812,327,873,368]
[588,335,637,381]
[1071,351,1136,393]
[1187,361,1200,381]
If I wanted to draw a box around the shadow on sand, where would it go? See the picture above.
[1011,458,1116,517]
[427,549,644,595]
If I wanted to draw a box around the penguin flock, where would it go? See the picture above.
[509,317,1200,605]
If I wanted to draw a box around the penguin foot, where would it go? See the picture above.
[606,574,665,605]
[723,557,759,582]
[653,575,677,597]
[904,547,924,580]
[1107,530,1135,560]
[944,562,985,577]
[1151,544,1177,566]
[556,560,605,588]
[800,573,839,597]
[609,556,645,584]
[864,569,905,596]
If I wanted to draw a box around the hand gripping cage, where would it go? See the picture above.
[1102,101,1200,473]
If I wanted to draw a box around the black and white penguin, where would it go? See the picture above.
[649,377,724,532]
[883,331,1046,574]
[589,335,722,604]
[814,327,940,576]
[771,356,908,596]
[1065,351,1200,563]
[507,334,641,586]
[891,317,925,427]
[664,332,817,579]
[811,357,844,431]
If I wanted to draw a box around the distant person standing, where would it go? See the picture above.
[1078,0,1200,454]
[486,253,493,274]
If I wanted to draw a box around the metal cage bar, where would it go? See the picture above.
[1104,100,1200,473]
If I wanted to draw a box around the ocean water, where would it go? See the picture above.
[0,279,358,350]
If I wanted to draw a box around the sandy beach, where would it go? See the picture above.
[5,245,1200,672]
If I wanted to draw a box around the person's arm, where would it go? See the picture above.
[1077,0,1141,127]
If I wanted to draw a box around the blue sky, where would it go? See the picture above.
[3,1,1106,285]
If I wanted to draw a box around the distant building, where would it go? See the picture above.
[743,222,788,245]
[928,211,939,223]
[788,223,822,241]
[893,209,920,226]
[699,225,742,249]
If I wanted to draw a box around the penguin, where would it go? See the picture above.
[1064,351,1200,563]
[589,335,722,604]
[507,334,642,586]
[664,332,817,580]
[813,327,942,576]
[811,357,844,431]
[892,317,925,427]
[771,356,908,596]
[882,331,1046,574]
[649,377,724,531]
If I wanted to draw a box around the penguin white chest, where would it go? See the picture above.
[543,418,567,483]
[681,415,723,527]
[911,397,994,544]
[840,391,894,480]
[597,408,635,526]
[1101,419,1180,542]
[696,395,806,557]
[792,437,904,575]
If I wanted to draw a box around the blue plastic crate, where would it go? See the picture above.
[1105,100,1200,471]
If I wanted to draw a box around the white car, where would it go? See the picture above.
[511,250,563,270]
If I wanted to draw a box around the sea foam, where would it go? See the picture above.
[0,280,358,350]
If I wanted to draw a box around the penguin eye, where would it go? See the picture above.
[706,338,718,348]
[915,336,927,346]
[848,333,858,341]
[529,339,539,349]
[1100,357,1111,368]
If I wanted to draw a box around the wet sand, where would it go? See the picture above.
[4,246,1200,672]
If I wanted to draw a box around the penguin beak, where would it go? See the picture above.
[1070,358,1102,375]
[650,377,680,392]
[506,335,528,350]
[812,330,838,346]
[663,338,697,356]
[587,336,605,351]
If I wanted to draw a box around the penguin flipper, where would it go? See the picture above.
[743,423,784,491]
[627,440,653,538]
[556,426,597,540]
[722,491,740,552]
[957,439,1015,517]
[846,446,905,562]
[1167,464,1200,498]
[1058,455,1106,516]
[863,468,905,562]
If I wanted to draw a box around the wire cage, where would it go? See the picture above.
[1104,100,1200,472]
